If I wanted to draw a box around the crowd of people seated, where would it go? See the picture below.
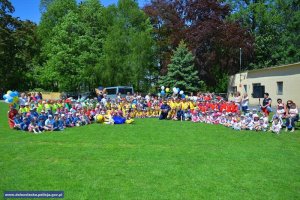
[7,91,299,134]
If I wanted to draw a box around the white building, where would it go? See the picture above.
[227,62,300,106]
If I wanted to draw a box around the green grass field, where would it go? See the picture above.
[1,102,300,200]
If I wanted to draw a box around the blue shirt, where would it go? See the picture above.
[160,104,171,112]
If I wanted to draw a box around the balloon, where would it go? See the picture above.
[125,119,134,124]
[186,95,189,99]
[161,86,165,90]
[13,96,19,104]
[157,93,161,97]
[96,115,104,123]
[177,88,180,93]
[3,94,9,99]
[161,90,166,96]
[6,96,13,103]
[6,90,12,96]
[10,91,18,97]
[179,90,184,95]
[181,94,185,98]
[165,88,170,93]
[173,87,177,93]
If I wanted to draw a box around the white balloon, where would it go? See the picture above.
[179,91,184,95]
[173,87,177,93]
[161,86,165,90]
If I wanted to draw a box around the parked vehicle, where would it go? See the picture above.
[105,86,134,99]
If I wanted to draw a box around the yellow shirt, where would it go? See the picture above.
[189,102,195,110]
[182,102,189,110]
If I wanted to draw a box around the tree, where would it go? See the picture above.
[102,0,155,91]
[0,0,39,92]
[144,0,253,89]
[37,0,77,45]
[227,0,300,68]
[159,41,203,92]
[36,0,109,91]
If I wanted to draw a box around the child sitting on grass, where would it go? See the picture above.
[269,117,281,134]
[28,118,41,134]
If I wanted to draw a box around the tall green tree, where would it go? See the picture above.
[227,0,300,68]
[36,0,108,91]
[102,0,155,91]
[0,0,39,92]
[37,0,77,45]
[159,41,203,93]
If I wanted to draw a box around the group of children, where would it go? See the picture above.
[188,109,282,134]
[158,99,282,134]
[7,92,286,134]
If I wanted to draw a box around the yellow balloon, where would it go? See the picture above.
[96,115,104,123]
[166,88,170,92]
[7,90,12,95]
[13,96,19,103]
[126,119,134,124]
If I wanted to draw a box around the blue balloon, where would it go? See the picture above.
[5,97,13,103]
[161,90,166,96]
[177,88,180,93]
[181,94,186,98]
[10,91,17,97]
[7,96,13,102]
[3,94,9,99]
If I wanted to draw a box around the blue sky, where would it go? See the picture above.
[10,0,149,23]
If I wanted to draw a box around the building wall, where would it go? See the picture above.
[228,62,300,106]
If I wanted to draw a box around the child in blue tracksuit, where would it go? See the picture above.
[20,117,30,131]
[37,118,45,132]
[14,114,23,130]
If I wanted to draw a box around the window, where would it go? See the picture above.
[106,88,117,95]
[243,85,247,93]
[118,88,133,95]
[231,86,237,96]
[277,82,283,95]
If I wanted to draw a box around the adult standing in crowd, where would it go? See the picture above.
[241,93,249,114]
[8,105,18,129]
[285,100,299,132]
[234,92,242,110]
[19,93,27,105]
[261,93,272,117]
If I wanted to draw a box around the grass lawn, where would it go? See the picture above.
[1,102,300,200]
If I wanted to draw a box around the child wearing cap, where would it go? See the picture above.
[44,115,54,131]
[20,117,30,131]
[13,114,23,130]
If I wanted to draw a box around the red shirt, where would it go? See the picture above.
[8,108,18,128]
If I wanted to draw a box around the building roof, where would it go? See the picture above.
[244,62,300,73]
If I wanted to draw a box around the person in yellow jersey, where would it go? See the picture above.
[37,101,43,113]
[44,101,51,112]
[167,99,175,119]
[19,104,27,114]
[24,102,30,113]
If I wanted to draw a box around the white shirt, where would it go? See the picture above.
[241,97,249,107]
